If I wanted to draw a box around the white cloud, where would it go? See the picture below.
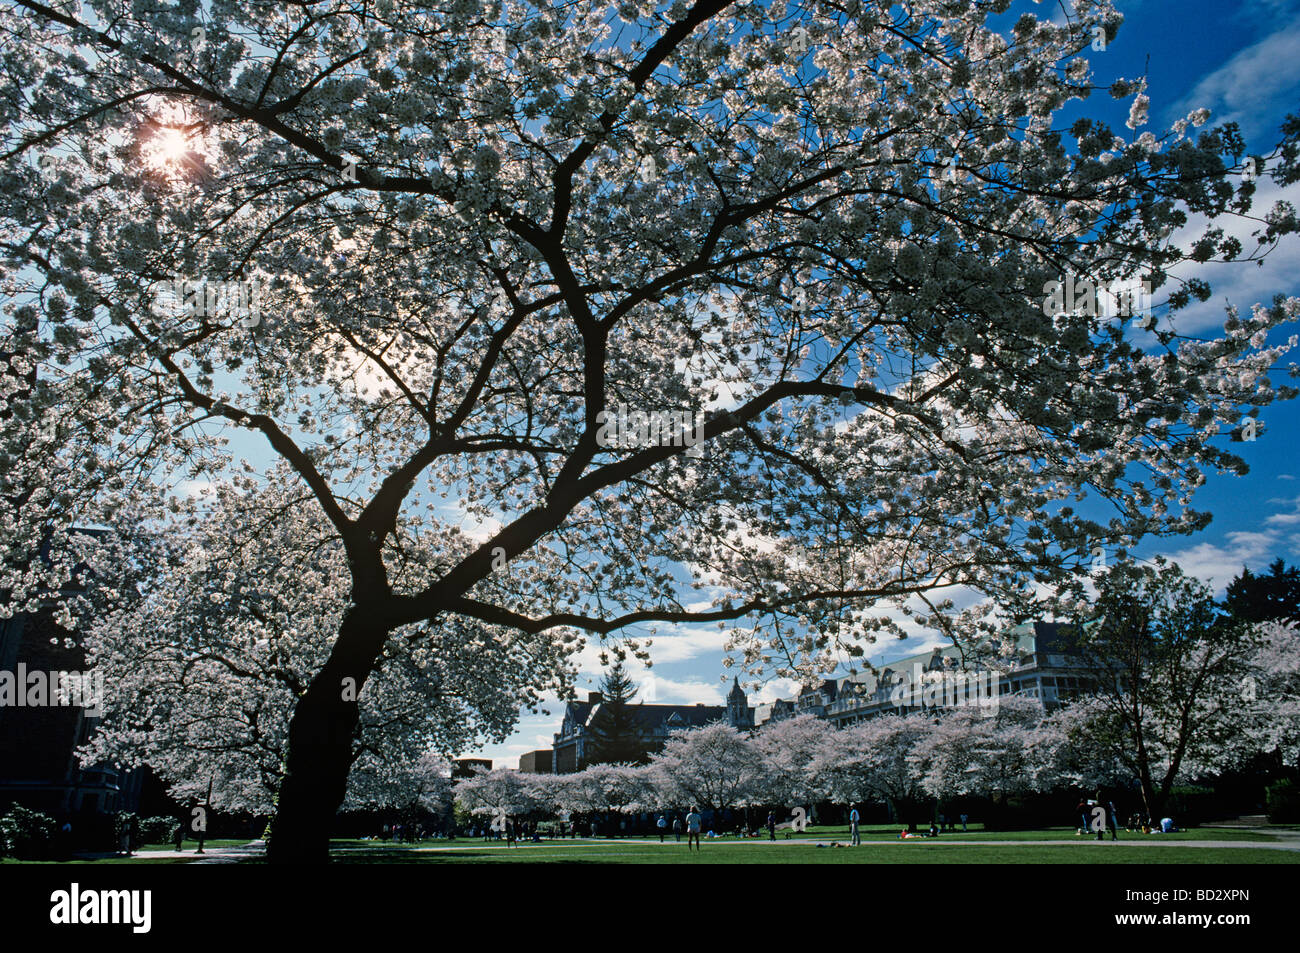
[642,623,729,664]
[747,676,802,703]
[638,674,725,705]
[176,478,214,498]
[1159,529,1281,592]
[1265,494,1300,525]
[1170,23,1300,140]
[1163,177,1300,335]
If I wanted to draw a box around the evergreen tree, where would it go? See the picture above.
[586,661,648,766]
[1225,559,1300,624]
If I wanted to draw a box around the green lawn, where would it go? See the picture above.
[321,840,1297,864]
[792,823,1282,842]
[0,838,254,864]
[1,856,191,865]
[10,827,1296,864]
[137,839,256,851]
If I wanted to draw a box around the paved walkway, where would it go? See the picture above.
[136,840,267,863]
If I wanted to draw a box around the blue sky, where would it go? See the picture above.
[466,0,1300,768]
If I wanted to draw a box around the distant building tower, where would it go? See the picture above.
[726,677,753,729]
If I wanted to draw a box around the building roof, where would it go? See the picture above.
[817,621,1068,703]
[596,701,732,732]
[560,696,752,737]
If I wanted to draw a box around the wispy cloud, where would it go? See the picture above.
[1265,494,1300,525]
[1162,177,1300,334]
[642,623,729,665]
[1160,529,1281,592]
[1170,23,1300,140]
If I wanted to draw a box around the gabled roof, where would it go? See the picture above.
[629,704,729,731]
[562,699,598,727]
[570,700,734,733]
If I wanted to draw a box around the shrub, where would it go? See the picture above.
[139,816,180,845]
[112,811,138,851]
[1266,779,1300,824]
[0,805,57,860]
[1165,785,1219,826]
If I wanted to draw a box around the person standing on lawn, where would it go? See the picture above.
[686,807,703,851]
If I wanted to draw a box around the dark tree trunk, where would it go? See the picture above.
[267,607,391,863]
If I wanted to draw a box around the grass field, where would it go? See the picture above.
[1,856,191,865]
[9,826,1296,864]
[1,838,253,864]
[790,823,1283,842]
[321,840,1298,864]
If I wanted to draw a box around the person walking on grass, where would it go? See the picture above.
[686,806,703,851]
[657,814,667,842]
[672,815,682,842]
[1108,801,1120,841]
[850,805,861,846]
[767,811,776,841]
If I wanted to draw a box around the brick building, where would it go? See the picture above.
[552,678,755,773]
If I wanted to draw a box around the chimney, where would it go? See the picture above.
[588,691,603,704]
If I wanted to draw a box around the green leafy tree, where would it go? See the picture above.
[585,661,648,766]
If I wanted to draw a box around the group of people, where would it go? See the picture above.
[652,809,704,848]
[374,823,426,842]
[1075,796,1121,840]
[1075,797,1180,838]
[1126,813,1180,834]
[464,819,544,844]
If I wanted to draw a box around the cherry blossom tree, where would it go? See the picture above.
[3,0,1298,861]
[342,748,452,815]
[1239,620,1300,773]
[1048,559,1262,816]
[452,767,545,823]
[910,694,1061,804]
[72,480,576,818]
[811,709,933,828]
[592,762,661,816]
[1044,694,1133,791]
[750,712,828,807]
[649,721,764,810]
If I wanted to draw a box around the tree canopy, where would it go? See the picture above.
[1225,558,1300,625]
[2,0,1297,860]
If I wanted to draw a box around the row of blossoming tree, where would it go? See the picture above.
[452,616,1300,829]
